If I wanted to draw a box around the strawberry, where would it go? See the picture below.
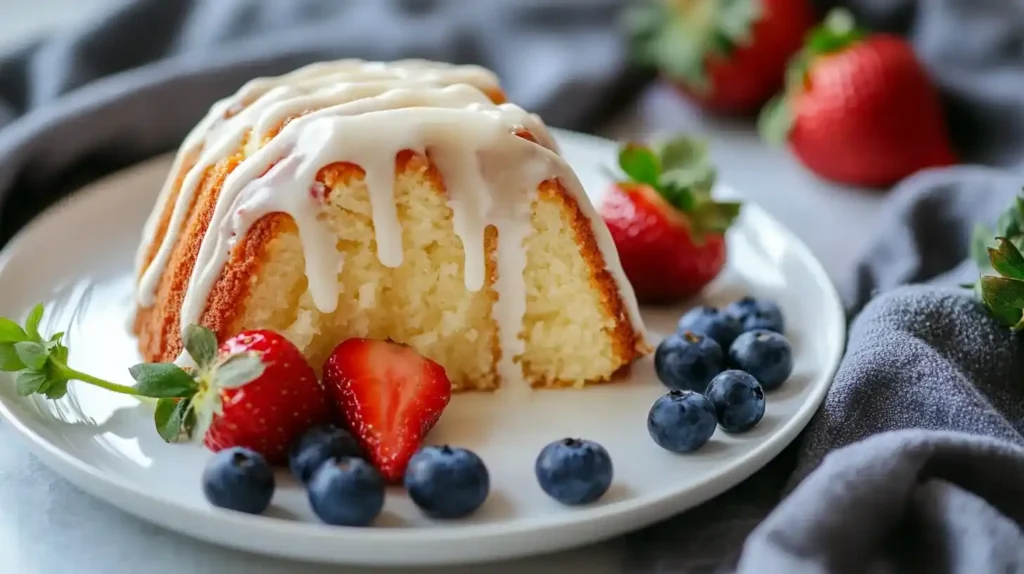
[322,338,452,483]
[0,306,332,466]
[599,137,742,304]
[196,329,333,464]
[758,9,956,187]
[626,0,816,115]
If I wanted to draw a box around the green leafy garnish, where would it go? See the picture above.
[612,134,742,239]
[973,191,1024,330]
[0,304,265,443]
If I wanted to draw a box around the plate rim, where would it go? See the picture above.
[0,128,847,565]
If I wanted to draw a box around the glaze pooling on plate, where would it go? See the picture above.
[129,59,646,384]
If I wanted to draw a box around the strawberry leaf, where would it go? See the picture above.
[989,238,1024,281]
[24,304,44,342]
[0,318,27,344]
[14,341,48,371]
[129,363,197,398]
[0,343,25,371]
[41,379,69,400]
[183,324,218,368]
[154,397,191,443]
[980,276,1024,329]
[618,144,661,187]
[15,370,47,397]
[214,353,266,389]
[804,9,867,57]
[758,94,794,147]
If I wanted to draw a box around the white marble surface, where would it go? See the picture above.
[0,4,888,574]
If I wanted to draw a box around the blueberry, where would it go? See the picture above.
[654,332,724,393]
[729,330,793,390]
[202,447,275,514]
[535,438,614,505]
[288,424,363,484]
[725,296,785,333]
[308,457,385,526]
[677,306,742,348]
[646,390,717,453]
[404,445,490,519]
[705,370,766,433]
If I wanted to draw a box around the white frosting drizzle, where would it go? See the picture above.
[132,59,645,382]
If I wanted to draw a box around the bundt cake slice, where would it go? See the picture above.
[132,59,650,392]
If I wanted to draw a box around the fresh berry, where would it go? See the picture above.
[627,0,815,115]
[759,9,955,187]
[705,370,765,433]
[654,331,723,393]
[647,390,717,453]
[725,296,785,333]
[322,338,452,483]
[308,457,386,527]
[535,438,614,506]
[728,330,793,391]
[677,305,742,348]
[201,447,275,514]
[600,138,741,304]
[288,424,363,485]
[197,329,333,464]
[404,445,490,519]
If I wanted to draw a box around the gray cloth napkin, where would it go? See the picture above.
[3,1,1024,574]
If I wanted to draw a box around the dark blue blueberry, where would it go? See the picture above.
[725,296,785,334]
[308,457,385,526]
[646,390,717,453]
[288,424,363,484]
[535,438,614,506]
[705,370,766,433]
[654,332,724,393]
[202,447,275,514]
[404,445,490,519]
[677,306,742,348]
[729,330,794,391]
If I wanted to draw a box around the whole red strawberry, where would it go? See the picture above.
[758,9,956,187]
[322,338,452,483]
[626,0,816,114]
[599,137,741,304]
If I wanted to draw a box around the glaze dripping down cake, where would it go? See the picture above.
[131,59,650,391]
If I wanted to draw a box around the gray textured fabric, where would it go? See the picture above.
[2,1,1024,573]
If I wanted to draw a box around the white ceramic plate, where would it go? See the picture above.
[0,129,844,567]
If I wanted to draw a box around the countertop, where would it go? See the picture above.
[0,4,888,573]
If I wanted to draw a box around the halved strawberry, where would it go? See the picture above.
[322,339,452,483]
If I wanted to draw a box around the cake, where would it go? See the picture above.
[131,59,650,392]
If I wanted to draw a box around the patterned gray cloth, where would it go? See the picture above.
[2,1,1024,573]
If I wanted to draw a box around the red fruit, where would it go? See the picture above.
[627,0,816,114]
[599,138,741,304]
[759,9,956,187]
[322,338,452,483]
[199,329,332,465]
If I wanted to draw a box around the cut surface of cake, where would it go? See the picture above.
[131,59,650,391]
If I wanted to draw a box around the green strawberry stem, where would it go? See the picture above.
[56,364,143,396]
[624,0,760,91]
[0,304,265,443]
[758,8,868,146]
[973,190,1024,330]
[614,135,742,239]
